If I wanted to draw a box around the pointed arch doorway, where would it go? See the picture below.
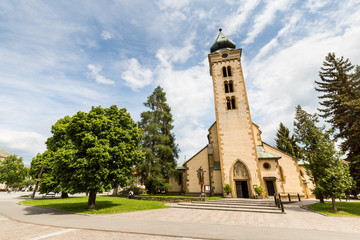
[233,161,250,198]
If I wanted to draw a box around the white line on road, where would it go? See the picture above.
[0,217,8,221]
[27,229,77,240]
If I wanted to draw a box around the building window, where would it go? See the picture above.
[227,66,232,76]
[178,174,183,185]
[231,96,236,109]
[226,97,231,110]
[224,81,229,93]
[226,96,236,110]
[229,80,234,92]
[222,67,227,77]
[263,162,270,169]
[222,66,232,77]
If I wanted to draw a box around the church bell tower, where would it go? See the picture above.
[208,29,262,197]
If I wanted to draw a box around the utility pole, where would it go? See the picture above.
[31,165,44,199]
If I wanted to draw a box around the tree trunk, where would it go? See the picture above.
[112,187,118,196]
[331,196,337,211]
[87,191,96,209]
[319,196,325,204]
[61,192,69,198]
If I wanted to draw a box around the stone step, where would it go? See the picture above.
[173,204,284,214]
[207,200,275,207]
[178,202,279,210]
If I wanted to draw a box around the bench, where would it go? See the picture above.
[42,193,56,199]
[277,193,303,202]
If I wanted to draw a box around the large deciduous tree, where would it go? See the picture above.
[30,105,143,209]
[0,155,26,190]
[294,105,354,209]
[138,86,179,194]
[275,122,302,158]
[315,53,360,193]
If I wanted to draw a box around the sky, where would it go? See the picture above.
[0,0,360,165]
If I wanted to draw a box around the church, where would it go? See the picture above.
[169,30,314,198]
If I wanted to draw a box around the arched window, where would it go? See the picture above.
[224,81,229,93]
[222,67,227,77]
[229,80,234,92]
[227,66,232,76]
[231,96,236,109]
[226,97,231,110]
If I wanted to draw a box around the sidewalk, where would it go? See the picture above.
[1,193,360,240]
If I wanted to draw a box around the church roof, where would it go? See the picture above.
[176,162,186,170]
[0,147,12,158]
[256,145,281,159]
[210,29,236,53]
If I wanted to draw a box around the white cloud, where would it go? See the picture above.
[223,0,261,36]
[87,64,115,85]
[101,30,112,40]
[0,129,47,159]
[247,25,360,145]
[121,58,154,91]
[244,0,294,44]
[156,0,189,10]
[306,0,329,13]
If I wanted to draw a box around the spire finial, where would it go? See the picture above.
[219,28,222,32]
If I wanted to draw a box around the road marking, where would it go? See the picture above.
[0,217,8,221]
[27,229,77,240]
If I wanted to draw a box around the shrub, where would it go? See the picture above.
[223,184,232,195]
[254,185,263,196]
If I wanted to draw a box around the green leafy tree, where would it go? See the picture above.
[30,105,143,209]
[294,105,354,208]
[0,155,26,190]
[30,151,62,194]
[315,53,360,193]
[138,86,179,194]
[275,122,302,158]
[315,160,354,210]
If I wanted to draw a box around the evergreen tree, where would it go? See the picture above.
[138,86,179,194]
[275,122,301,158]
[294,105,354,208]
[315,53,360,193]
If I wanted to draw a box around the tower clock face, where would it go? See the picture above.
[222,53,228,58]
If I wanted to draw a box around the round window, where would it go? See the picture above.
[263,162,270,169]
[222,53,228,58]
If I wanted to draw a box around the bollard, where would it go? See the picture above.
[298,193,301,202]
[288,193,291,202]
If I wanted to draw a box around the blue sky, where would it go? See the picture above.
[1,0,360,165]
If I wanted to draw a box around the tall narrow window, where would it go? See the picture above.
[222,67,227,77]
[229,80,234,92]
[227,66,232,76]
[231,96,236,109]
[226,97,231,110]
[224,81,229,93]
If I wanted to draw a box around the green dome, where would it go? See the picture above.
[210,29,236,53]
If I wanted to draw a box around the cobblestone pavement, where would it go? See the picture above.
[1,193,360,240]
[0,213,195,240]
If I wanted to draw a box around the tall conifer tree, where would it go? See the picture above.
[294,105,354,208]
[275,122,301,158]
[138,86,179,194]
[315,53,360,193]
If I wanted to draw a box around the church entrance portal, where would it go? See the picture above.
[235,181,249,198]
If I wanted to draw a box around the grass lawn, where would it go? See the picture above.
[19,195,170,214]
[307,201,360,217]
